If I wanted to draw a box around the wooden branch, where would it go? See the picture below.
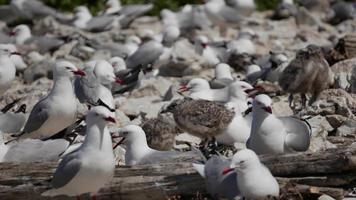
[1,146,356,199]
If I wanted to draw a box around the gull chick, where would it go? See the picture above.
[279,44,334,107]
[42,106,116,199]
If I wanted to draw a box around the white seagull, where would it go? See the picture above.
[247,94,312,155]
[16,60,86,140]
[42,106,116,199]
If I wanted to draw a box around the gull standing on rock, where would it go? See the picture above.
[0,47,17,96]
[222,149,280,199]
[15,61,85,140]
[247,94,312,155]
[42,106,116,199]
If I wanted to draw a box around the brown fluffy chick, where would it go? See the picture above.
[279,44,334,107]
[160,98,235,140]
[140,114,179,151]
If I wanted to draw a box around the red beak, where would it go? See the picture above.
[263,106,272,114]
[72,69,86,76]
[202,43,207,48]
[222,168,234,175]
[104,116,116,123]
[178,85,190,93]
[9,32,15,37]
[115,78,123,84]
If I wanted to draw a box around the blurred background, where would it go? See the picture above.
[0,0,281,15]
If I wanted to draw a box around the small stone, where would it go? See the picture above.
[318,194,335,200]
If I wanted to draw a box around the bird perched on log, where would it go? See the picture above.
[279,44,334,108]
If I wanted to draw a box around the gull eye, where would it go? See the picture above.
[240,160,245,164]
[122,131,129,135]
[65,67,71,70]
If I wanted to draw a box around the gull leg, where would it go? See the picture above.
[301,94,307,109]
[92,195,97,200]
[288,94,294,108]
[76,196,80,200]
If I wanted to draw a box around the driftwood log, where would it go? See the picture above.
[1,146,356,200]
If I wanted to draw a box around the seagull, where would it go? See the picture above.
[110,56,127,74]
[203,0,242,25]
[116,125,199,166]
[194,36,220,67]
[0,47,17,96]
[216,102,251,145]
[210,63,235,89]
[226,0,256,16]
[10,24,64,54]
[180,78,229,101]
[125,40,164,69]
[0,132,69,163]
[72,6,92,29]
[161,25,180,47]
[193,155,240,200]
[222,149,280,199]
[74,60,122,111]
[247,94,312,155]
[226,81,255,113]
[42,106,116,199]
[0,43,27,71]
[227,29,256,55]
[278,44,334,107]
[15,60,86,140]
[10,0,67,21]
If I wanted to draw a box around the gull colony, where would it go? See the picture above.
[0,0,354,199]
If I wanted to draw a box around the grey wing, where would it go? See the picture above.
[205,155,240,199]
[279,117,312,152]
[22,99,50,134]
[74,77,100,105]
[5,139,69,162]
[219,6,242,23]
[34,37,64,53]
[0,112,27,133]
[86,16,116,32]
[119,4,153,28]
[51,152,82,189]
[23,0,58,17]
[126,40,163,69]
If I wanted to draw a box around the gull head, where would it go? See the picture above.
[296,44,323,60]
[109,57,127,73]
[179,78,210,93]
[222,149,260,175]
[194,35,209,49]
[116,125,146,146]
[54,60,85,78]
[10,25,31,44]
[87,106,116,124]
[253,94,273,114]
[93,60,122,85]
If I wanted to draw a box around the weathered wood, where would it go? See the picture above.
[1,146,356,200]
